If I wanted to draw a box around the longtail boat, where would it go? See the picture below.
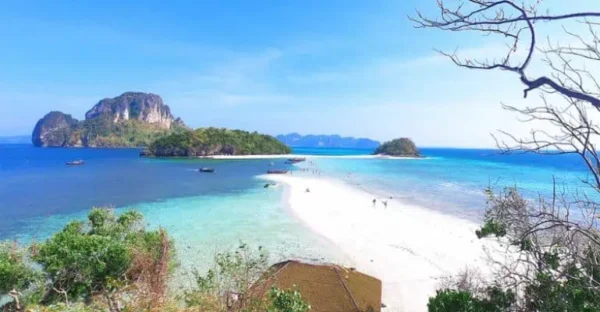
[267,170,288,174]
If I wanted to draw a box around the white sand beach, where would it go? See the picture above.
[261,173,502,312]
[206,154,424,160]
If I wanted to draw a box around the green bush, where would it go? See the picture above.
[269,287,311,312]
[428,288,513,312]
[0,242,39,294]
[183,243,269,311]
[32,208,173,303]
[428,289,485,312]
[431,187,600,311]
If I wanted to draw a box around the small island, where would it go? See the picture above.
[373,138,421,157]
[32,92,187,148]
[140,127,291,157]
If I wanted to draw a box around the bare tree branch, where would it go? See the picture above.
[411,1,600,108]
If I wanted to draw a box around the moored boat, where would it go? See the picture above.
[66,160,84,166]
[267,170,288,174]
[285,157,306,164]
[199,167,215,173]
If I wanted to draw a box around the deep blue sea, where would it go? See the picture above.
[0,144,594,279]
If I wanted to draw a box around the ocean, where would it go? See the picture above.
[0,144,593,279]
[299,147,592,221]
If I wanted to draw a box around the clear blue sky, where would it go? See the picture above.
[0,0,597,147]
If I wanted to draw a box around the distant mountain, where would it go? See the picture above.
[32,92,187,148]
[276,133,380,148]
[0,135,30,144]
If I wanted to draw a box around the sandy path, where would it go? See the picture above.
[261,174,500,312]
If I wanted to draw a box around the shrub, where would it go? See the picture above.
[32,208,174,304]
[428,289,485,312]
[183,243,270,311]
[269,286,311,312]
[0,242,39,294]
[0,242,43,310]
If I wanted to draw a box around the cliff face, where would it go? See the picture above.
[85,92,174,129]
[31,112,79,147]
[32,92,185,147]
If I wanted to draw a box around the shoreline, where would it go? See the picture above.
[203,154,425,160]
[260,173,501,312]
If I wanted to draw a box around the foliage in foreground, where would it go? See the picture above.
[182,243,311,312]
[183,243,270,311]
[268,287,311,312]
[1,208,175,311]
[0,243,39,295]
[1,226,311,311]
[429,188,600,312]
[32,208,175,304]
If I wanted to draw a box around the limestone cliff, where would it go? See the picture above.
[32,92,186,147]
[85,92,175,129]
[31,112,79,147]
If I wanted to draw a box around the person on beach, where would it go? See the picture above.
[382,200,388,209]
[372,198,377,207]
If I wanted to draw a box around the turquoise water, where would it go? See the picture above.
[305,148,592,221]
[0,144,594,279]
[0,145,344,281]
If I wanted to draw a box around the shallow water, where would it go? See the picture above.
[303,147,593,222]
[0,144,345,280]
[0,144,594,277]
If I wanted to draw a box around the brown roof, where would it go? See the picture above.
[252,260,382,312]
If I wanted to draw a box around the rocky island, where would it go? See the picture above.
[140,127,291,157]
[373,138,421,157]
[32,92,187,147]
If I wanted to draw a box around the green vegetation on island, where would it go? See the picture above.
[32,92,188,148]
[51,116,187,148]
[373,138,421,157]
[141,127,292,157]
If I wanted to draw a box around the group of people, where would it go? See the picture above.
[372,198,388,209]
[297,161,394,210]
[297,168,322,175]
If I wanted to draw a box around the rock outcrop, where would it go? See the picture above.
[373,138,421,157]
[32,92,186,147]
[32,112,79,147]
[85,92,175,129]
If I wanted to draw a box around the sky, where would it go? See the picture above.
[0,0,598,147]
